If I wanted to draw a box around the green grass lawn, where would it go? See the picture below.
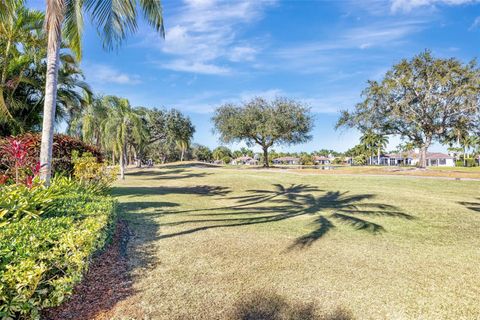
[110,164,480,320]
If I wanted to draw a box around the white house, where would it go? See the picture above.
[231,156,258,165]
[272,156,300,165]
[372,151,455,167]
[313,155,332,165]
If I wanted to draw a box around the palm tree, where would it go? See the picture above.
[461,135,479,166]
[0,2,44,129]
[100,96,146,180]
[373,133,389,165]
[39,0,165,185]
[176,139,190,162]
[360,130,376,165]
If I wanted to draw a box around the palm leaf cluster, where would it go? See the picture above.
[0,1,91,136]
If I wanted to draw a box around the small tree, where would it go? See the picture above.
[337,51,480,168]
[212,97,314,167]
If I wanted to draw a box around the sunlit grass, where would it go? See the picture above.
[109,164,480,319]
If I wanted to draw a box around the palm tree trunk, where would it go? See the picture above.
[464,146,467,167]
[377,148,381,166]
[181,149,185,161]
[39,30,62,185]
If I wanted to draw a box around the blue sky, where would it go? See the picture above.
[28,0,480,152]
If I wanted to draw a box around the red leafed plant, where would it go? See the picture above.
[0,136,38,186]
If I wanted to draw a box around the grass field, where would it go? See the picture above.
[109,164,480,320]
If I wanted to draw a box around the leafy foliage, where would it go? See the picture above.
[213,97,314,167]
[0,183,57,227]
[0,177,116,319]
[0,2,91,136]
[337,51,480,167]
[72,151,118,193]
[0,133,103,179]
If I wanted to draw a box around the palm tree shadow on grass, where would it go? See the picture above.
[458,197,480,212]
[155,184,414,249]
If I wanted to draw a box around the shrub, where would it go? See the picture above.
[0,177,116,319]
[0,133,103,179]
[0,183,58,227]
[72,151,118,193]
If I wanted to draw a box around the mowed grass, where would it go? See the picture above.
[110,164,480,320]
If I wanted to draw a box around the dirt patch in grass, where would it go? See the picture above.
[42,220,133,320]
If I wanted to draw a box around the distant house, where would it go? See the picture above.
[372,151,455,167]
[231,156,258,165]
[272,156,300,165]
[313,155,332,165]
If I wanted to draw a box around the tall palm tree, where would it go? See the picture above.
[39,0,165,185]
[100,96,146,179]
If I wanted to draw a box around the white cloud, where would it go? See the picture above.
[162,60,231,75]
[391,0,479,12]
[229,46,258,62]
[470,16,480,29]
[141,0,274,74]
[84,64,141,85]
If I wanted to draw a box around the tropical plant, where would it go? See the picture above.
[100,96,145,179]
[0,2,91,136]
[38,0,165,184]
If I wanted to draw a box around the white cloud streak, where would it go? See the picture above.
[83,64,141,85]
[391,0,479,12]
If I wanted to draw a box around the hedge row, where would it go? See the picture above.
[0,179,116,319]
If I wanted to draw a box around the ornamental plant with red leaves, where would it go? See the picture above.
[0,136,38,185]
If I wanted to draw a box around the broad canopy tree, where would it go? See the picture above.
[213,97,314,167]
[337,51,480,168]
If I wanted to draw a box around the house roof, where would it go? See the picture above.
[384,152,453,160]
[313,155,330,161]
[273,157,300,161]
[234,156,254,161]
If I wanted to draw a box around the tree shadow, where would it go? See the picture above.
[151,184,413,248]
[111,185,231,197]
[230,289,354,320]
[458,197,480,212]
[145,171,213,180]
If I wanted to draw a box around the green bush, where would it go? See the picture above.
[0,183,58,227]
[0,177,116,319]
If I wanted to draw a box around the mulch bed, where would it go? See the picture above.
[42,220,133,320]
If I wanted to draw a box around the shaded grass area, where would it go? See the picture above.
[107,165,480,319]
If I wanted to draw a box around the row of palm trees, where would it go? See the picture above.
[1,0,166,185]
